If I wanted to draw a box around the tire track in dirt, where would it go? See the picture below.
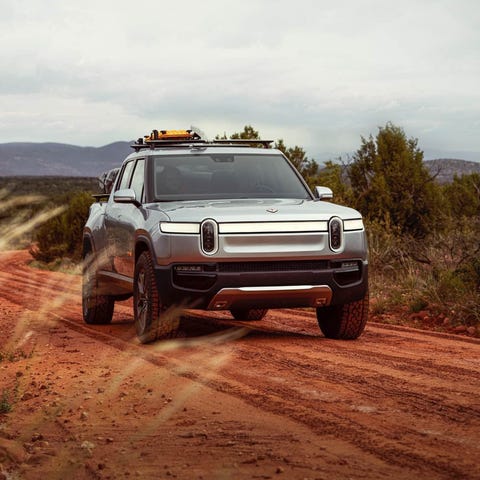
[248,333,480,407]
[1,250,480,480]
[218,340,480,425]
[37,311,480,479]
[164,318,480,478]
[266,310,480,387]
[0,269,80,297]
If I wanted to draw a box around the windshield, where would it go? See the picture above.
[151,153,311,201]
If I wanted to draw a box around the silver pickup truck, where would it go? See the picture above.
[83,129,368,343]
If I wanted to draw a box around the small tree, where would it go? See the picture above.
[348,122,440,237]
[274,139,319,187]
[217,125,268,149]
[229,125,260,140]
[443,173,480,218]
[315,159,353,206]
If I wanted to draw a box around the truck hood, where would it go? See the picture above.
[146,198,361,223]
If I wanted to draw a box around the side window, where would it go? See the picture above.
[117,161,135,191]
[130,159,145,202]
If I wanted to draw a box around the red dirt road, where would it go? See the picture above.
[0,250,479,480]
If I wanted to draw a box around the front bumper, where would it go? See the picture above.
[153,259,368,310]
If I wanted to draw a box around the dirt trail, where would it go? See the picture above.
[0,250,479,480]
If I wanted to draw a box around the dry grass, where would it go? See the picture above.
[368,218,480,335]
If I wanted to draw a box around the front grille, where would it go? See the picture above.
[218,260,329,273]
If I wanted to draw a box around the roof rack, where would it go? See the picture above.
[131,130,273,152]
[212,139,273,148]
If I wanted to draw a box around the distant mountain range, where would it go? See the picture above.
[0,141,479,183]
[0,141,132,177]
[424,158,480,183]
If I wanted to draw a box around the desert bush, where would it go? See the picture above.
[366,218,408,270]
[0,177,97,250]
[443,172,480,218]
[368,215,480,330]
[30,191,93,263]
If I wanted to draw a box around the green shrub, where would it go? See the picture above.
[368,215,480,332]
[30,191,93,263]
[1,178,97,250]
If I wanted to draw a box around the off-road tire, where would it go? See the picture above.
[316,292,369,340]
[82,252,114,325]
[134,251,179,344]
[230,308,268,321]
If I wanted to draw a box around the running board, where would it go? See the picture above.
[97,271,133,296]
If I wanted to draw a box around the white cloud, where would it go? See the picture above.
[0,0,479,161]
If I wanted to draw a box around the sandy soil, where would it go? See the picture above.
[0,250,479,480]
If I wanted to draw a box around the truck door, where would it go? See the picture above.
[105,158,145,278]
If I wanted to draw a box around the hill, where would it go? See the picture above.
[424,158,480,183]
[0,141,132,177]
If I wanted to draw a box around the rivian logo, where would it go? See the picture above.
[266,208,278,213]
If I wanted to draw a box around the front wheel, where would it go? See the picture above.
[316,293,369,340]
[82,251,114,325]
[230,308,268,321]
[134,251,179,344]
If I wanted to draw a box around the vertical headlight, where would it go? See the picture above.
[201,219,218,255]
[329,217,343,252]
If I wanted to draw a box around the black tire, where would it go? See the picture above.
[82,252,114,325]
[230,308,268,321]
[316,292,369,340]
[134,251,179,344]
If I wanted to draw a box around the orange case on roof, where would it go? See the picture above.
[144,129,195,141]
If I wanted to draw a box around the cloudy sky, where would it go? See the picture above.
[1,0,479,162]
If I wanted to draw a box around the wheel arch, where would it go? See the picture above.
[135,235,155,264]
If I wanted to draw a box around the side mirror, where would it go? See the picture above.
[315,186,333,201]
[113,189,141,207]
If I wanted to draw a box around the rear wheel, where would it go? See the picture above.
[82,251,114,325]
[134,251,179,344]
[316,292,368,340]
[230,308,268,321]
